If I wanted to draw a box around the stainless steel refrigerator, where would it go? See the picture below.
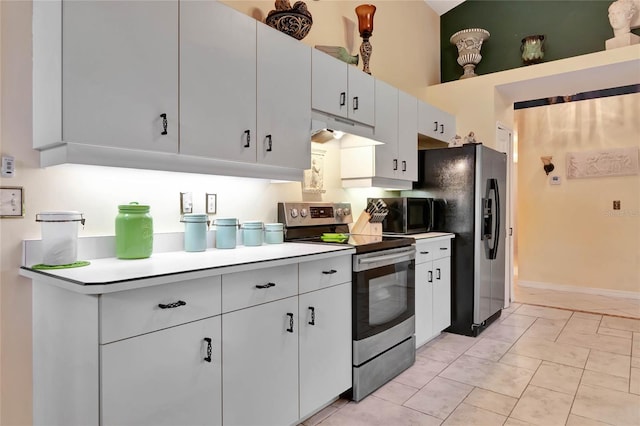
[414,144,506,337]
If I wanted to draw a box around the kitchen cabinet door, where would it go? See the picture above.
[373,80,399,180]
[348,66,375,126]
[432,256,452,334]
[311,49,349,118]
[101,316,221,426]
[223,296,299,426]
[299,283,352,419]
[418,101,456,143]
[62,0,178,153]
[397,91,418,181]
[257,23,312,169]
[180,0,257,163]
[414,261,434,348]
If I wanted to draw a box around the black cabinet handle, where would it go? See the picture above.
[440,247,448,251]
[255,282,276,289]
[203,337,212,363]
[402,160,407,172]
[308,307,316,325]
[286,313,294,333]
[433,121,438,132]
[265,135,272,152]
[339,92,346,106]
[322,269,337,275]
[436,268,441,280]
[440,124,444,134]
[393,159,398,170]
[158,300,186,309]
[428,271,433,283]
[160,113,168,135]
[243,130,251,148]
[353,96,359,111]
[420,251,429,254]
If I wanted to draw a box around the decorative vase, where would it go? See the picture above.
[314,45,359,65]
[449,28,490,79]
[521,35,545,65]
[265,0,313,40]
[355,4,376,75]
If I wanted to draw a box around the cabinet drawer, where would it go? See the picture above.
[415,238,451,263]
[100,276,222,344]
[299,255,351,294]
[432,239,451,260]
[222,264,298,313]
[415,242,434,265]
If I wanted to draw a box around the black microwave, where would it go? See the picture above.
[368,197,434,234]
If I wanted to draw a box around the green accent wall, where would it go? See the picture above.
[440,0,640,83]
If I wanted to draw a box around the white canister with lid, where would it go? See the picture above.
[182,214,209,252]
[242,221,264,246]
[264,223,284,244]
[214,218,239,249]
[36,211,85,265]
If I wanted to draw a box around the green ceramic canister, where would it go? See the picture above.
[115,202,153,259]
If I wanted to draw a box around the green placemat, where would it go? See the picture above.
[32,261,91,270]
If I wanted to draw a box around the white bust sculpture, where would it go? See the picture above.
[606,0,640,49]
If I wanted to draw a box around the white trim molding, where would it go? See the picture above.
[519,280,640,300]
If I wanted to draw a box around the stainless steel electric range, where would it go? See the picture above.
[278,202,416,401]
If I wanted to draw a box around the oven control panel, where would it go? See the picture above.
[277,202,353,227]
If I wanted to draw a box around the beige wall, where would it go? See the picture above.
[222,0,441,95]
[0,1,438,424]
[516,93,640,293]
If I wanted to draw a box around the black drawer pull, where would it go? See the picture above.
[308,307,316,325]
[393,159,398,170]
[265,134,273,152]
[402,160,407,171]
[433,121,438,132]
[243,129,251,148]
[322,269,337,275]
[353,96,359,111]
[440,247,448,250]
[420,251,429,254]
[440,124,444,134]
[428,271,433,283]
[339,92,346,106]
[203,337,212,363]
[160,113,168,135]
[286,313,294,333]
[255,282,276,289]
[158,300,186,309]
[436,268,441,280]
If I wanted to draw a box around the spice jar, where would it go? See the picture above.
[115,202,153,259]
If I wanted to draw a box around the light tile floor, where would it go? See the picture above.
[301,303,640,426]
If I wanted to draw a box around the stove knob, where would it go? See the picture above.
[335,208,344,217]
[343,208,351,216]
[300,208,308,218]
[290,208,299,218]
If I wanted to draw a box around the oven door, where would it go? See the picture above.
[352,246,415,341]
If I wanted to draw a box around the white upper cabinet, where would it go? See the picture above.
[256,23,311,170]
[311,49,375,126]
[372,80,399,180]
[418,100,456,143]
[179,0,257,163]
[61,0,178,153]
[398,90,418,181]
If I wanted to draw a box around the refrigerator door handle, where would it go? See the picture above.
[483,178,500,260]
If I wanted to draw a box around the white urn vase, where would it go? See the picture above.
[450,28,490,79]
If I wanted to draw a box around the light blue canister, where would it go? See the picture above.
[242,221,264,246]
[214,218,238,249]
[182,214,208,252]
[264,223,284,244]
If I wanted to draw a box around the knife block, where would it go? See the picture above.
[350,211,382,236]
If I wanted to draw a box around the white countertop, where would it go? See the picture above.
[20,243,355,294]
[409,232,455,241]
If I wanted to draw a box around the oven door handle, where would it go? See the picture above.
[357,251,414,265]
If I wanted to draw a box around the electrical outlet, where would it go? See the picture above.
[0,186,24,217]
[180,192,193,214]
[613,200,621,210]
[1,155,15,178]
[206,193,217,214]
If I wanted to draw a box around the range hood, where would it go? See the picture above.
[311,111,383,148]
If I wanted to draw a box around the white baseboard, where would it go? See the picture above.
[518,280,640,300]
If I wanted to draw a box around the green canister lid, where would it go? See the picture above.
[118,202,150,212]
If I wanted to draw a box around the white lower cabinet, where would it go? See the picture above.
[299,283,352,419]
[415,237,453,347]
[222,296,299,426]
[101,316,222,426]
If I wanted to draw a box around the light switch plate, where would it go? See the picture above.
[180,192,193,214]
[0,186,24,217]
[206,193,217,215]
